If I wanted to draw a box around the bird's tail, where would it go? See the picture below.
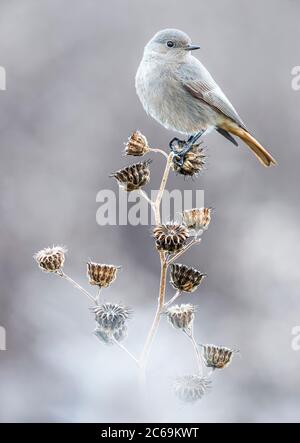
[221,122,277,167]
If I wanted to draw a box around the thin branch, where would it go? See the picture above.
[184,328,203,376]
[140,253,168,368]
[154,152,174,225]
[138,189,155,209]
[57,271,96,304]
[167,238,201,265]
[112,337,140,367]
[149,148,169,160]
[164,290,181,309]
[96,287,102,305]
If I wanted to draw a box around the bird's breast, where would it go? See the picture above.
[135,58,214,134]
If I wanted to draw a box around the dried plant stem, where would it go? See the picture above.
[149,148,169,160]
[140,254,167,368]
[184,328,203,376]
[138,190,155,210]
[96,287,102,305]
[112,337,140,367]
[167,238,201,265]
[164,290,181,309]
[139,153,174,369]
[154,153,174,225]
[57,270,96,304]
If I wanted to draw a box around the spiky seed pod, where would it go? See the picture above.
[170,263,206,293]
[202,344,236,369]
[173,375,211,403]
[172,142,205,176]
[94,324,128,346]
[124,131,149,156]
[34,246,67,273]
[153,223,189,253]
[87,262,119,288]
[167,304,195,331]
[91,303,130,332]
[182,208,212,232]
[111,160,151,191]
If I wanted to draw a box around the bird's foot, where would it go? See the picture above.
[169,133,204,166]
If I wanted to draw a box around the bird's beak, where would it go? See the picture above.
[185,44,200,51]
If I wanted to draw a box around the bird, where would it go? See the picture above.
[135,28,277,167]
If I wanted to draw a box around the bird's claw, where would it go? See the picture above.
[169,137,194,166]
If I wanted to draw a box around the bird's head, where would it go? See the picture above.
[144,29,200,61]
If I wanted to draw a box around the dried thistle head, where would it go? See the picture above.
[124,131,149,156]
[173,375,211,403]
[202,344,236,369]
[94,324,128,346]
[87,262,119,288]
[170,263,206,293]
[34,246,67,273]
[172,142,205,176]
[182,208,212,233]
[167,304,195,331]
[91,303,130,333]
[111,160,151,191]
[153,223,189,253]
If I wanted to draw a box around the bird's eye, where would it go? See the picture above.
[166,40,175,48]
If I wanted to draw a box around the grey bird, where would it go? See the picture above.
[135,29,277,167]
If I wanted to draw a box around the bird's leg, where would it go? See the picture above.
[170,130,205,166]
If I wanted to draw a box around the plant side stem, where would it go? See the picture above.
[112,337,140,367]
[164,290,181,309]
[167,238,201,265]
[184,328,203,376]
[140,254,167,368]
[149,148,169,160]
[58,271,96,304]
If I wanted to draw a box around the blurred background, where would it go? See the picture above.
[0,0,300,423]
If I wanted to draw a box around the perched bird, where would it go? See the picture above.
[135,29,276,167]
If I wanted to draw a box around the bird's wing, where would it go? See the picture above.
[178,59,247,130]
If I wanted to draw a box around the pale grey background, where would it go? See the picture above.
[0,0,299,422]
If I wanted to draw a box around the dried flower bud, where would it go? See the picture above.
[153,223,189,253]
[111,160,151,191]
[87,262,119,288]
[170,263,206,293]
[173,375,211,403]
[124,131,149,156]
[182,207,212,232]
[34,246,67,273]
[167,304,195,331]
[94,324,128,346]
[92,303,130,333]
[172,142,205,176]
[202,344,236,369]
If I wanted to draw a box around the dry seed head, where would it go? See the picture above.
[91,303,130,332]
[111,160,151,191]
[202,344,236,369]
[34,245,67,273]
[167,303,195,331]
[170,263,206,293]
[94,324,128,346]
[124,131,149,156]
[172,143,205,176]
[173,375,211,403]
[87,262,119,288]
[182,207,212,232]
[153,223,189,253]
